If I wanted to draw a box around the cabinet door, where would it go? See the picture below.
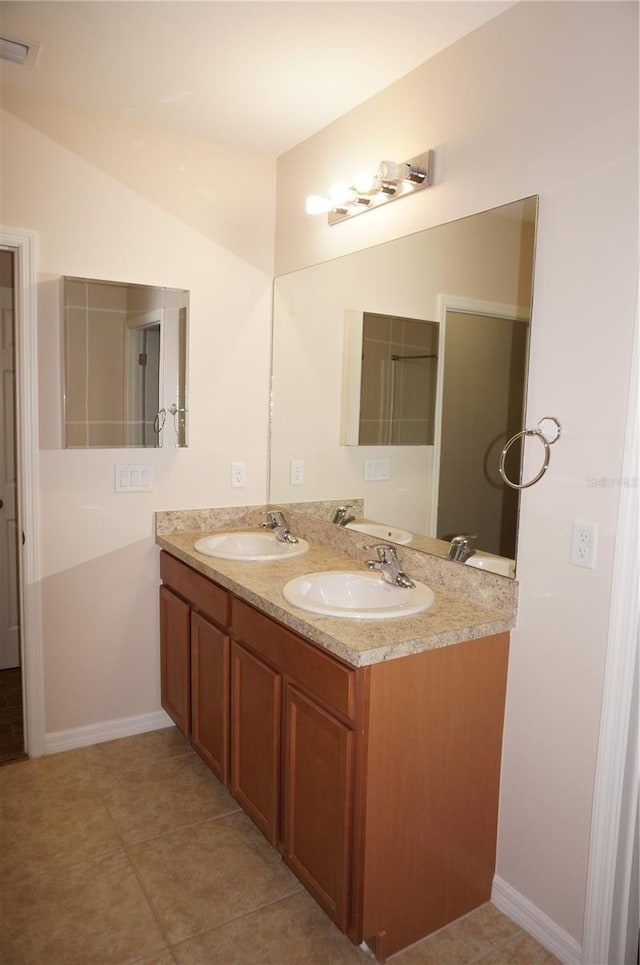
[230,641,281,846]
[159,585,191,738]
[283,685,354,931]
[191,611,229,784]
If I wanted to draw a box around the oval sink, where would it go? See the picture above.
[194,531,309,562]
[465,556,515,578]
[283,570,434,620]
[346,521,413,545]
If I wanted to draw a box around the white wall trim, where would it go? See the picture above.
[582,280,640,965]
[0,226,46,757]
[46,709,174,755]
[492,875,582,965]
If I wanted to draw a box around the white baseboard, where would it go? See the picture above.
[45,709,174,755]
[492,875,582,965]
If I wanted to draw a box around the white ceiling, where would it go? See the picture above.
[0,1,514,157]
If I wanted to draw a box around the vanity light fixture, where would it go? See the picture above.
[305,150,433,226]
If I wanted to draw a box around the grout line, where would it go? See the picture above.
[121,806,244,848]
[168,884,306,955]
[95,782,178,959]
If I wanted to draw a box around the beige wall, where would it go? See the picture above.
[274,0,638,947]
[0,94,275,733]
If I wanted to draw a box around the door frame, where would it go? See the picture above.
[432,294,530,538]
[581,284,639,963]
[1,226,45,756]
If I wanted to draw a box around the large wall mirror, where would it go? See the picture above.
[63,277,188,448]
[270,196,537,578]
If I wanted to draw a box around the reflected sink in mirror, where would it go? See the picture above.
[194,532,310,562]
[345,521,413,545]
[465,556,515,578]
[283,570,435,620]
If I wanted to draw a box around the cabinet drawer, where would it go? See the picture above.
[232,598,357,721]
[160,551,229,628]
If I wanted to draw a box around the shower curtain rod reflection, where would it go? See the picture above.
[390,353,438,361]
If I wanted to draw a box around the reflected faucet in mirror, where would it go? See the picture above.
[332,505,358,526]
[447,534,477,563]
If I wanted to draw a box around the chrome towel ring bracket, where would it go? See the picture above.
[499,416,562,490]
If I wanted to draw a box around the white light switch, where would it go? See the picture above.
[115,464,153,493]
[364,458,390,481]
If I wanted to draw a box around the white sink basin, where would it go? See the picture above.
[283,570,434,620]
[345,521,413,545]
[466,555,515,578]
[194,531,309,562]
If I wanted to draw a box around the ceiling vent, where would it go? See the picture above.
[0,35,41,66]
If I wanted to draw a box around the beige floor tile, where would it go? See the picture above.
[0,746,90,793]
[128,810,302,944]
[130,952,178,965]
[173,890,369,964]
[0,851,168,965]
[0,758,122,882]
[475,932,560,964]
[89,749,240,843]
[85,726,191,769]
[390,903,524,963]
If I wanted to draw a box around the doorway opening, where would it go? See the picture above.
[0,248,25,763]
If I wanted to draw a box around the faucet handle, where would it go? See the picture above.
[261,510,285,529]
[366,543,398,561]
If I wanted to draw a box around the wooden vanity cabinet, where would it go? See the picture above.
[230,598,359,931]
[230,639,281,845]
[159,584,191,736]
[159,551,230,783]
[159,549,510,962]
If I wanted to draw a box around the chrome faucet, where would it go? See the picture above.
[366,544,415,588]
[447,534,477,563]
[332,504,357,526]
[261,510,298,544]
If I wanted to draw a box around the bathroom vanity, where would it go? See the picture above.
[157,514,514,962]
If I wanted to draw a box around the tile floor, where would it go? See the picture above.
[0,727,559,964]
[0,668,25,764]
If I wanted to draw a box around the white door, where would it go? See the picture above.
[0,254,20,669]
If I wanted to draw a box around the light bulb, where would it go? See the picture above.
[377,160,412,182]
[305,195,332,215]
[354,170,378,194]
[329,184,357,206]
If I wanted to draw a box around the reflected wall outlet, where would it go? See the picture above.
[570,521,597,569]
[231,462,247,488]
[290,460,304,486]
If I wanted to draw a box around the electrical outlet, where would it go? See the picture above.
[290,460,304,486]
[571,521,597,569]
[231,462,247,488]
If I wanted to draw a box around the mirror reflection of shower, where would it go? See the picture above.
[62,277,188,448]
[359,312,439,446]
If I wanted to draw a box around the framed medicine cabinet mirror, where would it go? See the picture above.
[62,277,188,448]
[270,195,538,578]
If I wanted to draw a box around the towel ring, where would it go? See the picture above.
[499,416,562,490]
[153,408,166,433]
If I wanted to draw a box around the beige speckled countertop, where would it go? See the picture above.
[156,508,517,668]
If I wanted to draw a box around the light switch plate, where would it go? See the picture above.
[115,464,153,493]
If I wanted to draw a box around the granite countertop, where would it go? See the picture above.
[156,528,516,669]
